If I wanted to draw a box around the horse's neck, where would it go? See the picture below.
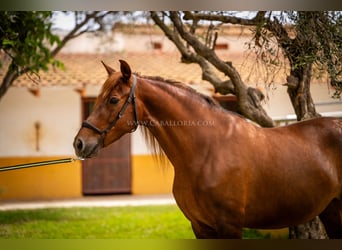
[140,82,193,121]
[138,78,216,166]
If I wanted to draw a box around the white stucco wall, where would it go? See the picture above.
[59,31,249,55]
[0,85,153,157]
[0,87,81,156]
[263,83,342,120]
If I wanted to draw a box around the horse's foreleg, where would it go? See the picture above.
[191,220,242,239]
[191,221,217,239]
[319,198,342,239]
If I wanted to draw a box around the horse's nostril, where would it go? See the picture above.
[76,138,84,151]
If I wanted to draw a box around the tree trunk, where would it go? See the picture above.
[286,63,321,121]
[286,63,327,239]
[289,217,327,239]
[0,65,19,102]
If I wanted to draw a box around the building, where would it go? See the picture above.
[0,25,341,200]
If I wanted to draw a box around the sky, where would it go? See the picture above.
[51,11,258,31]
[52,12,76,30]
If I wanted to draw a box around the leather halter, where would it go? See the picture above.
[81,75,138,139]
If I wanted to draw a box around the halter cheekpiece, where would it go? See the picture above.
[81,75,138,139]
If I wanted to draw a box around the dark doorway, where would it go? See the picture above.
[81,98,131,195]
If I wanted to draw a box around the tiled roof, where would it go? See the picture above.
[1,51,291,95]
[6,52,215,94]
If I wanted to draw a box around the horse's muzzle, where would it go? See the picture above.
[73,134,102,159]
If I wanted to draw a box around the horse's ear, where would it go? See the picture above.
[119,59,131,82]
[101,61,115,75]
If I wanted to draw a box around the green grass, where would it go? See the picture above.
[0,205,270,239]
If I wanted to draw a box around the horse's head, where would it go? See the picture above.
[73,60,139,159]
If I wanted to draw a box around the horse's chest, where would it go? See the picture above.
[172,175,215,225]
[172,170,242,227]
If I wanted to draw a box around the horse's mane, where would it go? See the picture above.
[136,74,223,167]
[140,125,168,167]
[138,74,220,107]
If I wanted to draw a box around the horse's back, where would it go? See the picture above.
[269,116,342,187]
[289,117,342,170]
[240,117,342,228]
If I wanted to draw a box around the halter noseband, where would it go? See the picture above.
[81,75,138,139]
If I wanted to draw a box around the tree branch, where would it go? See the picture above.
[151,11,235,94]
[0,62,19,100]
[0,11,114,102]
[51,11,109,57]
[155,11,274,127]
[183,11,266,26]
[169,12,243,89]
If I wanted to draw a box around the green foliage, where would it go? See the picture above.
[244,11,342,99]
[0,11,62,74]
[291,12,342,98]
[0,205,271,239]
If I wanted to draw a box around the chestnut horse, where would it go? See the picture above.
[74,60,342,238]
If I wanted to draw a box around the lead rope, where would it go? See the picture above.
[0,157,84,172]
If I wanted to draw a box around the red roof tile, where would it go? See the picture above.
[8,52,217,93]
[1,50,296,95]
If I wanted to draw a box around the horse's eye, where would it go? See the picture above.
[109,97,119,105]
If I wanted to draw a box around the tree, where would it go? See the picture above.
[150,11,342,239]
[0,11,59,100]
[257,11,341,239]
[251,11,342,120]
[151,11,274,128]
[0,11,121,101]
